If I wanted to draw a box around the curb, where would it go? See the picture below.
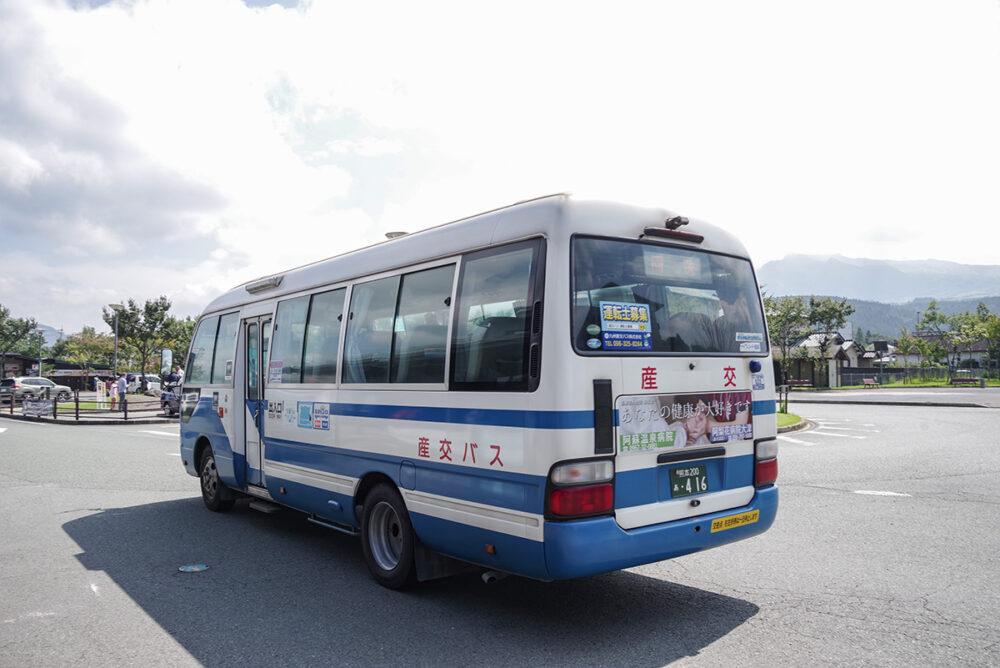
[778,418,811,434]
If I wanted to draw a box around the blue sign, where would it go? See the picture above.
[297,402,313,428]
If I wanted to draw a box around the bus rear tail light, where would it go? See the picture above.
[548,459,614,518]
[755,438,778,487]
[550,484,613,517]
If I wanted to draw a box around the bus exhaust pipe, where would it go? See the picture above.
[481,570,508,585]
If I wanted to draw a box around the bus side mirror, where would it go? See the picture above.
[160,349,173,377]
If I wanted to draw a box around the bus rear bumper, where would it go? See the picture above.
[543,485,778,580]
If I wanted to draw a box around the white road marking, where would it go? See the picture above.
[3,612,56,624]
[820,424,870,433]
[778,435,813,445]
[166,453,181,457]
[811,430,867,439]
[854,490,912,497]
[0,427,6,434]
[138,430,178,437]
[90,584,100,596]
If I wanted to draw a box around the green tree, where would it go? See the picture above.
[979,303,1000,375]
[915,335,944,366]
[162,316,196,371]
[808,296,855,361]
[894,329,918,381]
[764,295,810,381]
[102,297,173,382]
[919,300,954,368]
[0,305,39,377]
[51,327,115,378]
[947,311,987,369]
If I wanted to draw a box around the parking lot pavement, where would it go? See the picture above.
[787,387,1000,409]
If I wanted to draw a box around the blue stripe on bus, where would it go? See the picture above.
[263,398,774,430]
[753,400,776,415]
[544,485,779,579]
[409,512,551,580]
[318,402,595,429]
[264,436,547,514]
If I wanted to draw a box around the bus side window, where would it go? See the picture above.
[451,240,541,390]
[186,315,219,385]
[271,295,310,384]
[302,288,345,383]
[343,276,400,384]
[391,265,454,384]
[211,313,240,385]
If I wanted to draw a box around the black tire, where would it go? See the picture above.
[199,447,235,512]
[57,392,70,401]
[360,484,417,589]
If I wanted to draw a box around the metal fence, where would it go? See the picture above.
[1,390,170,422]
[838,366,977,386]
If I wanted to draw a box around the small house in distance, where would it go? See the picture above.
[773,333,884,387]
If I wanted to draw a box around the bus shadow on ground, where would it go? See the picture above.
[64,498,758,667]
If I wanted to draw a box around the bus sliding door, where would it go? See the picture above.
[243,316,271,487]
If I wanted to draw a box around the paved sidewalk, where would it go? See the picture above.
[787,387,1000,409]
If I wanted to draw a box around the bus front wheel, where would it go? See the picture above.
[199,447,235,512]
[360,484,416,589]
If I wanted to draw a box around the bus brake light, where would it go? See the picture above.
[756,458,778,487]
[549,484,613,517]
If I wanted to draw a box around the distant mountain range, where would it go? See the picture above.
[839,296,1000,339]
[757,255,1000,339]
[758,255,1000,303]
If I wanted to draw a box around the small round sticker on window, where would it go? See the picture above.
[586,324,601,336]
[587,338,602,349]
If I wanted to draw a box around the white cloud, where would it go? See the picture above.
[0,138,45,191]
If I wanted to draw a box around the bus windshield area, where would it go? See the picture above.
[572,236,767,355]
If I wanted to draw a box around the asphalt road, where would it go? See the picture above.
[1,404,997,666]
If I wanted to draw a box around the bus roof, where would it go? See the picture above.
[199,194,751,316]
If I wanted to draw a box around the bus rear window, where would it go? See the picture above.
[572,237,767,355]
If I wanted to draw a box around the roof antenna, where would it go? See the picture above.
[665,216,689,230]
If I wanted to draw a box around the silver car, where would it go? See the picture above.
[0,376,72,401]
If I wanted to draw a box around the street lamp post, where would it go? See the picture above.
[109,303,124,377]
[35,328,45,377]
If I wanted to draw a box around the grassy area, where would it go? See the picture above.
[55,397,160,412]
[776,412,802,429]
[57,402,109,411]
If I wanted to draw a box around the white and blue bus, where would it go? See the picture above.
[179,194,778,588]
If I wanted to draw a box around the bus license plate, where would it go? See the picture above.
[670,464,708,498]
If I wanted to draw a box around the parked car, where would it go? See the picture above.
[0,376,72,401]
[160,384,180,416]
[125,373,161,393]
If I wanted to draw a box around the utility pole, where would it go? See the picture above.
[109,303,124,377]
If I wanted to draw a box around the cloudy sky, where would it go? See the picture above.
[2,0,999,335]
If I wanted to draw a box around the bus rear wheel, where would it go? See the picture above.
[199,447,235,512]
[360,484,416,589]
